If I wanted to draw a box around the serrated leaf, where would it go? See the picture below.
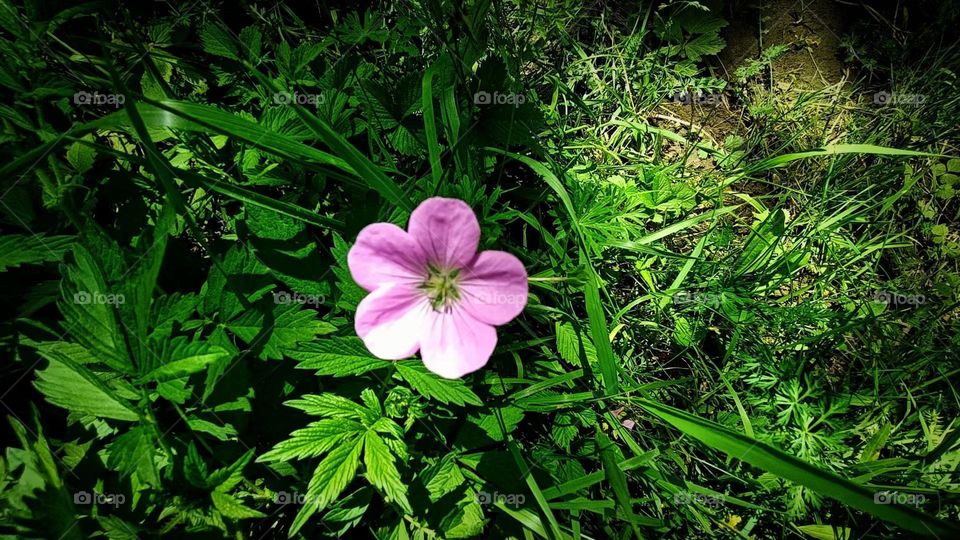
[186,417,238,441]
[211,492,266,519]
[211,450,256,494]
[58,245,130,372]
[227,302,336,360]
[66,138,95,173]
[141,338,230,382]
[291,436,364,535]
[395,362,482,406]
[284,394,369,419]
[34,358,138,421]
[363,431,410,512]
[425,455,466,502]
[287,337,391,376]
[105,426,158,486]
[201,24,240,60]
[555,322,597,366]
[258,418,364,462]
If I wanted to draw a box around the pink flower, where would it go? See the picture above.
[347,197,528,378]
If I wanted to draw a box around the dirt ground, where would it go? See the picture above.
[720,0,849,88]
[655,0,850,164]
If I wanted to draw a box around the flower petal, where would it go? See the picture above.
[348,223,427,291]
[419,309,496,379]
[459,250,528,326]
[408,197,480,270]
[355,283,430,360]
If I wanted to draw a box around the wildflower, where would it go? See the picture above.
[348,197,528,378]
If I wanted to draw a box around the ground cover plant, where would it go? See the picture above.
[1,0,959,538]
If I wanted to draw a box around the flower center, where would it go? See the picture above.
[421,265,461,311]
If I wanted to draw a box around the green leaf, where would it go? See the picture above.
[741,144,939,177]
[395,362,483,406]
[795,524,852,540]
[58,248,131,374]
[258,419,363,462]
[141,337,230,382]
[291,436,364,535]
[673,316,694,347]
[331,233,367,311]
[555,322,597,366]
[186,417,238,441]
[211,492,267,520]
[733,209,786,276]
[425,455,466,503]
[34,358,138,421]
[200,24,240,60]
[106,426,159,486]
[284,394,369,419]
[201,244,273,321]
[363,431,411,512]
[583,266,620,394]
[597,432,644,538]
[227,302,336,360]
[66,138,95,173]
[287,337,390,376]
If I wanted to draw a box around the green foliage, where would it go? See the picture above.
[1,1,958,539]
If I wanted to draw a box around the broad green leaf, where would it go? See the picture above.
[141,339,230,382]
[34,358,138,421]
[58,245,129,372]
[0,234,73,272]
[105,426,159,486]
[425,455,466,503]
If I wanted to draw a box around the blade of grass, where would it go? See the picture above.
[421,68,442,185]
